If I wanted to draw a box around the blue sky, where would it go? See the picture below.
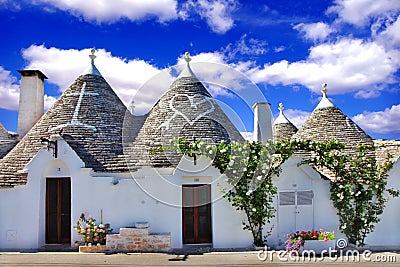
[0,0,399,140]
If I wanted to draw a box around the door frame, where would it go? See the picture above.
[45,177,71,244]
[277,190,314,244]
[182,184,212,244]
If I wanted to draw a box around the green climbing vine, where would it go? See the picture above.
[175,138,297,246]
[296,140,399,247]
[166,138,398,247]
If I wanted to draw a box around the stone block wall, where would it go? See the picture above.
[106,227,171,253]
[79,245,107,253]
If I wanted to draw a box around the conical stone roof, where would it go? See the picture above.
[292,84,373,149]
[0,52,142,187]
[124,53,244,170]
[0,123,18,159]
[291,84,375,181]
[273,103,297,142]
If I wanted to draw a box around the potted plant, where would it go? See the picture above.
[285,230,335,254]
[74,213,112,253]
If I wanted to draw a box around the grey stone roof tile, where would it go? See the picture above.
[124,76,244,171]
[0,74,144,187]
[0,123,18,159]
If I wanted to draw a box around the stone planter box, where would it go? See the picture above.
[300,240,335,254]
[79,244,108,253]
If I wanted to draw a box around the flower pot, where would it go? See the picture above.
[300,240,335,254]
[79,244,107,253]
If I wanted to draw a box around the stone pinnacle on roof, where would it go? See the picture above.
[84,49,102,77]
[0,59,134,187]
[273,102,297,142]
[292,82,373,150]
[274,103,292,124]
[315,83,334,110]
[123,53,244,170]
[177,52,197,79]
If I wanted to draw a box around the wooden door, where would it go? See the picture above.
[182,184,212,244]
[46,178,71,244]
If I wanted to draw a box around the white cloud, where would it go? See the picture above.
[34,0,178,23]
[278,109,311,129]
[181,0,238,34]
[373,15,400,49]
[177,51,226,65]
[222,34,267,59]
[248,38,400,96]
[383,16,400,47]
[176,52,257,96]
[44,95,57,110]
[0,66,20,110]
[22,45,161,113]
[327,0,400,27]
[0,0,21,10]
[352,104,400,134]
[293,22,334,42]
[273,46,286,53]
[0,65,59,112]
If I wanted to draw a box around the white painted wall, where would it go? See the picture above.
[1,141,398,250]
[0,142,253,249]
[365,159,400,249]
[266,157,343,248]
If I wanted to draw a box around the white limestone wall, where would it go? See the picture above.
[0,143,253,249]
[1,142,399,250]
[365,159,400,248]
[0,139,84,249]
[266,157,342,248]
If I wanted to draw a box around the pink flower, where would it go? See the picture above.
[323,237,328,242]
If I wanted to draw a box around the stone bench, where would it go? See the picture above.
[106,223,171,253]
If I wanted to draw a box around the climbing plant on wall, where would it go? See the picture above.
[169,138,398,247]
[175,138,297,246]
[296,140,399,247]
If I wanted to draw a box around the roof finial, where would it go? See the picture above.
[89,49,96,62]
[178,52,196,78]
[83,48,102,76]
[278,102,284,113]
[184,52,191,63]
[315,82,334,109]
[322,83,328,97]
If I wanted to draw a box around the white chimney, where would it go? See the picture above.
[253,102,272,144]
[17,70,47,138]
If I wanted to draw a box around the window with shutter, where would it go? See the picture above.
[297,190,313,205]
[279,192,296,205]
